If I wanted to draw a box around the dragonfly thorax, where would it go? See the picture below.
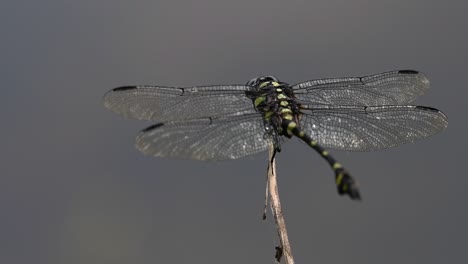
[245,79,302,150]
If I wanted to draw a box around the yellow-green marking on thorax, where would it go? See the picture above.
[254,95,266,108]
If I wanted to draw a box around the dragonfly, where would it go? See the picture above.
[103,70,448,200]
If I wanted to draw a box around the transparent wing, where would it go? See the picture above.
[135,113,271,160]
[293,70,430,106]
[103,85,253,121]
[299,105,448,151]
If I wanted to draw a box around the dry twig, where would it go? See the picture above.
[266,144,294,264]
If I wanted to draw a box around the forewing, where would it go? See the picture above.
[103,85,253,121]
[135,113,270,160]
[293,70,429,106]
[299,105,448,151]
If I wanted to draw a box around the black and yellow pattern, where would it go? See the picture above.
[249,78,361,199]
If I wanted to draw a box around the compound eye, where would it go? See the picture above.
[265,76,278,82]
[246,77,259,87]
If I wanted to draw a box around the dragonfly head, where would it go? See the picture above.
[246,76,280,89]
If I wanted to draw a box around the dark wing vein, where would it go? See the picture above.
[292,70,429,106]
[299,105,448,151]
[135,113,270,160]
[103,85,253,121]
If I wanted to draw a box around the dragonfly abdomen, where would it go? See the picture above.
[284,120,361,200]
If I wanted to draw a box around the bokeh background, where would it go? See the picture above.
[2,0,466,263]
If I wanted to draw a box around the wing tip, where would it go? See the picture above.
[397,69,430,90]
[416,105,448,117]
[415,106,448,127]
[102,86,139,113]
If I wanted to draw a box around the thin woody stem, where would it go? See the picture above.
[267,144,294,264]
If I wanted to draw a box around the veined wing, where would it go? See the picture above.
[298,104,448,151]
[135,113,270,160]
[103,85,253,121]
[293,70,429,106]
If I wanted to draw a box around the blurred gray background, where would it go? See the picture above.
[1,0,466,263]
